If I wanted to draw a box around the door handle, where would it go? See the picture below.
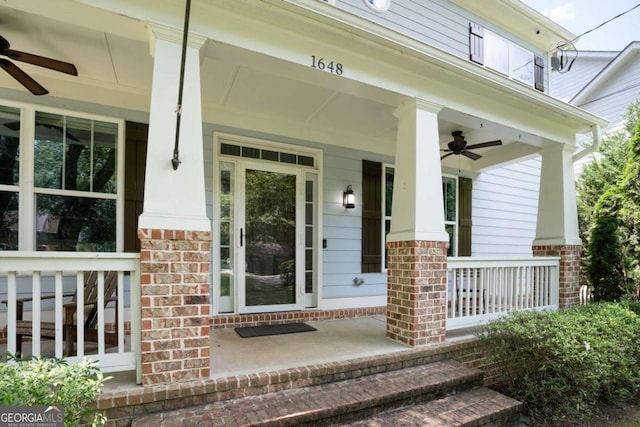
[240,228,244,247]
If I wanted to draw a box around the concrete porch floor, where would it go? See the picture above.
[1,315,479,393]
[209,315,476,378]
[99,315,477,392]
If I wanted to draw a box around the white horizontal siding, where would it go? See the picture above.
[472,158,541,257]
[339,0,470,59]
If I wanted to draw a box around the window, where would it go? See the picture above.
[469,23,543,91]
[442,176,457,256]
[0,105,20,250]
[365,159,472,271]
[0,102,122,252]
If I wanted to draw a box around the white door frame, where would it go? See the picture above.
[236,161,305,314]
[212,132,322,315]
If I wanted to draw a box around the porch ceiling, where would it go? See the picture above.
[0,1,557,169]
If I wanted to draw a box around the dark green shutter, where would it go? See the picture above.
[362,160,382,272]
[469,23,484,65]
[534,55,545,92]
[124,121,148,253]
[458,177,472,256]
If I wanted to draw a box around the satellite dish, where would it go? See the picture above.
[363,0,391,12]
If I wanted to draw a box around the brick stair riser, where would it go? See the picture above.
[252,373,483,426]
[103,348,459,423]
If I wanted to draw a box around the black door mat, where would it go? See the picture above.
[234,322,317,338]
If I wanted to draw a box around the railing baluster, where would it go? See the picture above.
[97,271,105,355]
[118,271,125,351]
[32,272,41,357]
[7,271,16,356]
[76,272,84,358]
[54,272,63,358]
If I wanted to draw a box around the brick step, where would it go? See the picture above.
[131,360,518,426]
[342,386,522,427]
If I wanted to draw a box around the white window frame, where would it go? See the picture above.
[0,99,125,252]
[442,174,458,257]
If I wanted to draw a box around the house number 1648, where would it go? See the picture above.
[311,56,343,75]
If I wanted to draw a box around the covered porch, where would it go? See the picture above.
[1,253,559,384]
[0,0,606,388]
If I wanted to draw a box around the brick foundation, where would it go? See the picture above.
[386,240,448,346]
[532,244,581,309]
[138,228,211,386]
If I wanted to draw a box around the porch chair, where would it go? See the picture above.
[9,270,119,356]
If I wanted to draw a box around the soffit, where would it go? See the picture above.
[0,0,604,168]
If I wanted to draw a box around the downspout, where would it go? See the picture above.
[572,124,602,163]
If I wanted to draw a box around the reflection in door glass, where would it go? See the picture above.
[245,169,296,306]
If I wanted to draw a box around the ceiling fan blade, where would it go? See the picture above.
[2,49,78,76]
[0,58,48,95]
[440,152,455,160]
[465,140,502,150]
[461,150,482,160]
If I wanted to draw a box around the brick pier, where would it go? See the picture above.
[386,240,448,346]
[138,228,211,386]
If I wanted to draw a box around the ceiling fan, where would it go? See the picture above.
[0,35,77,96]
[440,130,502,160]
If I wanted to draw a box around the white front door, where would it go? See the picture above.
[237,163,304,313]
[214,135,320,315]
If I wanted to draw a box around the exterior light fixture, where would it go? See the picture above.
[343,185,355,209]
[363,0,391,12]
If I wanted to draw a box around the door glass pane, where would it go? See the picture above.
[245,169,296,306]
[219,162,234,299]
[305,177,314,295]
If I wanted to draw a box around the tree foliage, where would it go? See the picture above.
[582,102,640,301]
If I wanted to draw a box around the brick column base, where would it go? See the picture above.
[532,244,581,309]
[386,240,448,347]
[138,228,211,386]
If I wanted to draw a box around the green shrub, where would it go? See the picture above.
[481,304,640,424]
[0,357,108,426]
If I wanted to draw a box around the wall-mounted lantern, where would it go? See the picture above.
[343,185,356,209]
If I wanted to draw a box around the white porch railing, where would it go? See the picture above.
[1,252,140,379]
[447,257,560,330]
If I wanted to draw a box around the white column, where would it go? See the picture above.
[138,23,210,232]
[388,98,449,243]
[533,145,581,246]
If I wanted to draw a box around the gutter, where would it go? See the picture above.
[573,124,602,163]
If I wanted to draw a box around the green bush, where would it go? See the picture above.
[481,304,640,424]
[0,357,108,426]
